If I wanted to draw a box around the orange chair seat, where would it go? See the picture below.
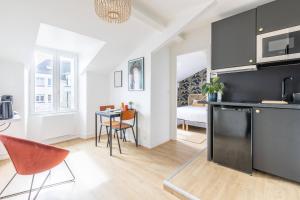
[0,135,69,175]
[111,123,132,129]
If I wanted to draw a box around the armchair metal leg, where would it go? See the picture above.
[0,173,16,198]
[28,174,35,200]
[0,160,75,200]
[32,170,51,200]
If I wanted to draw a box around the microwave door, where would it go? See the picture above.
[257,25,300,63]
[287,30,300,59]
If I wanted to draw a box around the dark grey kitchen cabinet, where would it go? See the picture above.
[253,107,300,183]
[257,0,300,34]
[211,9,256,70]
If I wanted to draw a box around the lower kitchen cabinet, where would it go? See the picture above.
[253,108,300,183]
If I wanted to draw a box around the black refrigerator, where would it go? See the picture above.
[213,106,252,174]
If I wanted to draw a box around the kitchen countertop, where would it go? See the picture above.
[206,101,300,110]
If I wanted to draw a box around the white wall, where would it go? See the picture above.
[0,59,26,156]
[0,60,109,147]
[79,72,87,138]
[109,47,152,148]
[27,70,110,141]
[170,24,212,140]
[27,114,80,141]
[108,25,212,149]
[86,71,109,138]
[151,47,171,147]
[109,45,173,148]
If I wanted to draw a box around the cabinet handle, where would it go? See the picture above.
[255,109,261,114]
[249,59,253,63]
[259,27,264,32]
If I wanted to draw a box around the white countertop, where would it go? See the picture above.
[0,114,21,124]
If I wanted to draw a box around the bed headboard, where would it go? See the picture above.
[188,94,206,106]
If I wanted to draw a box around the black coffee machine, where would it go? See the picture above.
[0,95,13,120]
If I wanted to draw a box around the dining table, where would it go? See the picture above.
[95,109,138,156]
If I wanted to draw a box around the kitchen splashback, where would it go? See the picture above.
[219,64,300,102]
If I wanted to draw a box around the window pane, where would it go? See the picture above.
[59,56,75,110]
[34,51,54,112]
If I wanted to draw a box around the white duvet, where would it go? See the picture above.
[177,106,207,123]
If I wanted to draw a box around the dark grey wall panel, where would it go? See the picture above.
[212,9,256,70]
[257,0,300,34]
[253,108,300,183]
[219,65,300,102]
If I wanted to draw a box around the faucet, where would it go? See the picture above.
[282,76,293,101]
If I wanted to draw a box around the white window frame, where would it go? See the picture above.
[31,46,78,115]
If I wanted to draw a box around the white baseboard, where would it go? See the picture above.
[80,132,107,140]
[42,135,80,145]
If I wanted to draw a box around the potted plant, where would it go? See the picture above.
[128,101,134,109]
[201,77,225,102]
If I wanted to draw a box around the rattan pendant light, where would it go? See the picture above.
[95,0,132,23]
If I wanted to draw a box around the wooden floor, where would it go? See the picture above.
[0,136,202,200]
[177,127,206,145]
[169,150,300,200]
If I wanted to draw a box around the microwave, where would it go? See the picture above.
[257,25,300,64]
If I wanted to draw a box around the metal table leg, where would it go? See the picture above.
[110,117,112,156]
[95,113,98,147]
[136,112,138,147]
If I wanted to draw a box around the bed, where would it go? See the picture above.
[177,94,207,130]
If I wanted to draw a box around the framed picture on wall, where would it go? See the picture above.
[114,71,122,88]
[128,57,144,91]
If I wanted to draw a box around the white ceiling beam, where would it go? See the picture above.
[132,8,165,32]
[150,0,217,52]
[131,3,185,42]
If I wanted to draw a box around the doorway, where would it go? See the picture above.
[176,51,208,146]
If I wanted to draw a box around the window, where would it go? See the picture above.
[33,48,77,113]
[36,77,45,87]
[35,95,45,103]
[48,78,52,87]
[48,95,52,102]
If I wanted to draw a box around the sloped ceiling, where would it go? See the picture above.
[0,0,276,74]
[177,51,207,82]
[0,0,155,73]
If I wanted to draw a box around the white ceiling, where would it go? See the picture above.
[0,0,276,74]
[177,51,207,82]
[134,0,209,24]
[0,0,156,73]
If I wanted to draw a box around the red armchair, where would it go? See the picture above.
[0,134,75,200]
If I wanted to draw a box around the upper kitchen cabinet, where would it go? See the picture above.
[257,0,300,34]
[212,9,256,71]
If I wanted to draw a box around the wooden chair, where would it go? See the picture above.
[98,105,119,143]
[110,109,137,154]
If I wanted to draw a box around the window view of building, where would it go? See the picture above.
[34,49,77,113]
[34,51,54,112]
[60,57,75,111]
